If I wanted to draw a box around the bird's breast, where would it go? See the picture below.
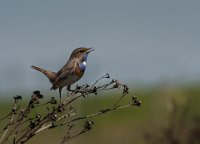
[74,61,85,77]
[78,61,87,72]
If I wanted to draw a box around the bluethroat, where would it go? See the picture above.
[31,47,94,102]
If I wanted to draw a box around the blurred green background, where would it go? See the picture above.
[1,83,200,144]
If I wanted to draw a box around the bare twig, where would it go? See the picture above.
[0,74,141,144]
[60,120,94,144]
[61,97,141,126]
[0,96,20,144]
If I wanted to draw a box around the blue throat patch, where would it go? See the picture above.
[79,53,88,71]
[82,53,88,61]
[79,62,86,71]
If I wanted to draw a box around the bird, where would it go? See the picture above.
[31,47,94,102]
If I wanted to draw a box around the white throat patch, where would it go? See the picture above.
[83,61,87,66]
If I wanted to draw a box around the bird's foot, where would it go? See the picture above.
[70,90,87,97]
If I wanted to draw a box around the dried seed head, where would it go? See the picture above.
[91,86,97,95]
[104,73,110,79]
[133,99,142,107]
[12,107,17,114]
[85,84,90,88]
[52,114,58,121]
[69,106,75,111]
[13,95,22,103]
[36,113,42,119]
[67,123,75,130]
[29,120,35,129]
[76,85,81,90]
[33,91,43,99]
[50,122,57,129]
[122,84,129,94]
[113,80,121,88]
[50,97,57,104]
[57,104,65,112]
[84,120,94,130]
[132,96,136,100]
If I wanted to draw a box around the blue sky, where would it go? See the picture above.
[0,0,200,93]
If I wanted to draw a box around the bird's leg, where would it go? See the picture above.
[67,85,79,92]
[67,85,72,91]
[67,85,86,96]
[59,88,62,104]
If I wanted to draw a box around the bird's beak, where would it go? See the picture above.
[86,48,95,53]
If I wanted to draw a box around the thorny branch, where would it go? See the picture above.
[0,74,141,144]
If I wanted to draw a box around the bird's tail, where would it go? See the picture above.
[31,65,57,84]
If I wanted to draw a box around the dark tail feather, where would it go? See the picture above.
[31,65,57,84]
[31,65,45,73]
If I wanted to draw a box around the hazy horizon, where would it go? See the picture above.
[0,0,200,93]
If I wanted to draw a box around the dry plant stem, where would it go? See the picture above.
[0,112,12,122]
[2,100,36,143]
[34,112,75,134]
[0,115,15,143]
[0,74,141,144]
[34,93,132,143]
[15,119,50,144]
[16,82,122,143]
[1,104,33,144]
[14,93,85,143]
[60,128,90,144]
[61,102,134,126]
[60,101,136,144]
[15,94,85,144]
[90,73,108,88]
[112,92,128,108]
[0,102,17,144]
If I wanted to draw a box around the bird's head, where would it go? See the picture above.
[69,47,94,61]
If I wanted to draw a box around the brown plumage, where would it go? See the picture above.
[31,47,94,102]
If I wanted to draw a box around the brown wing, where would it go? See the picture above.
[51,60,77,89]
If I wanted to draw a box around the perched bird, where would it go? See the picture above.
[31,47,94,102]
